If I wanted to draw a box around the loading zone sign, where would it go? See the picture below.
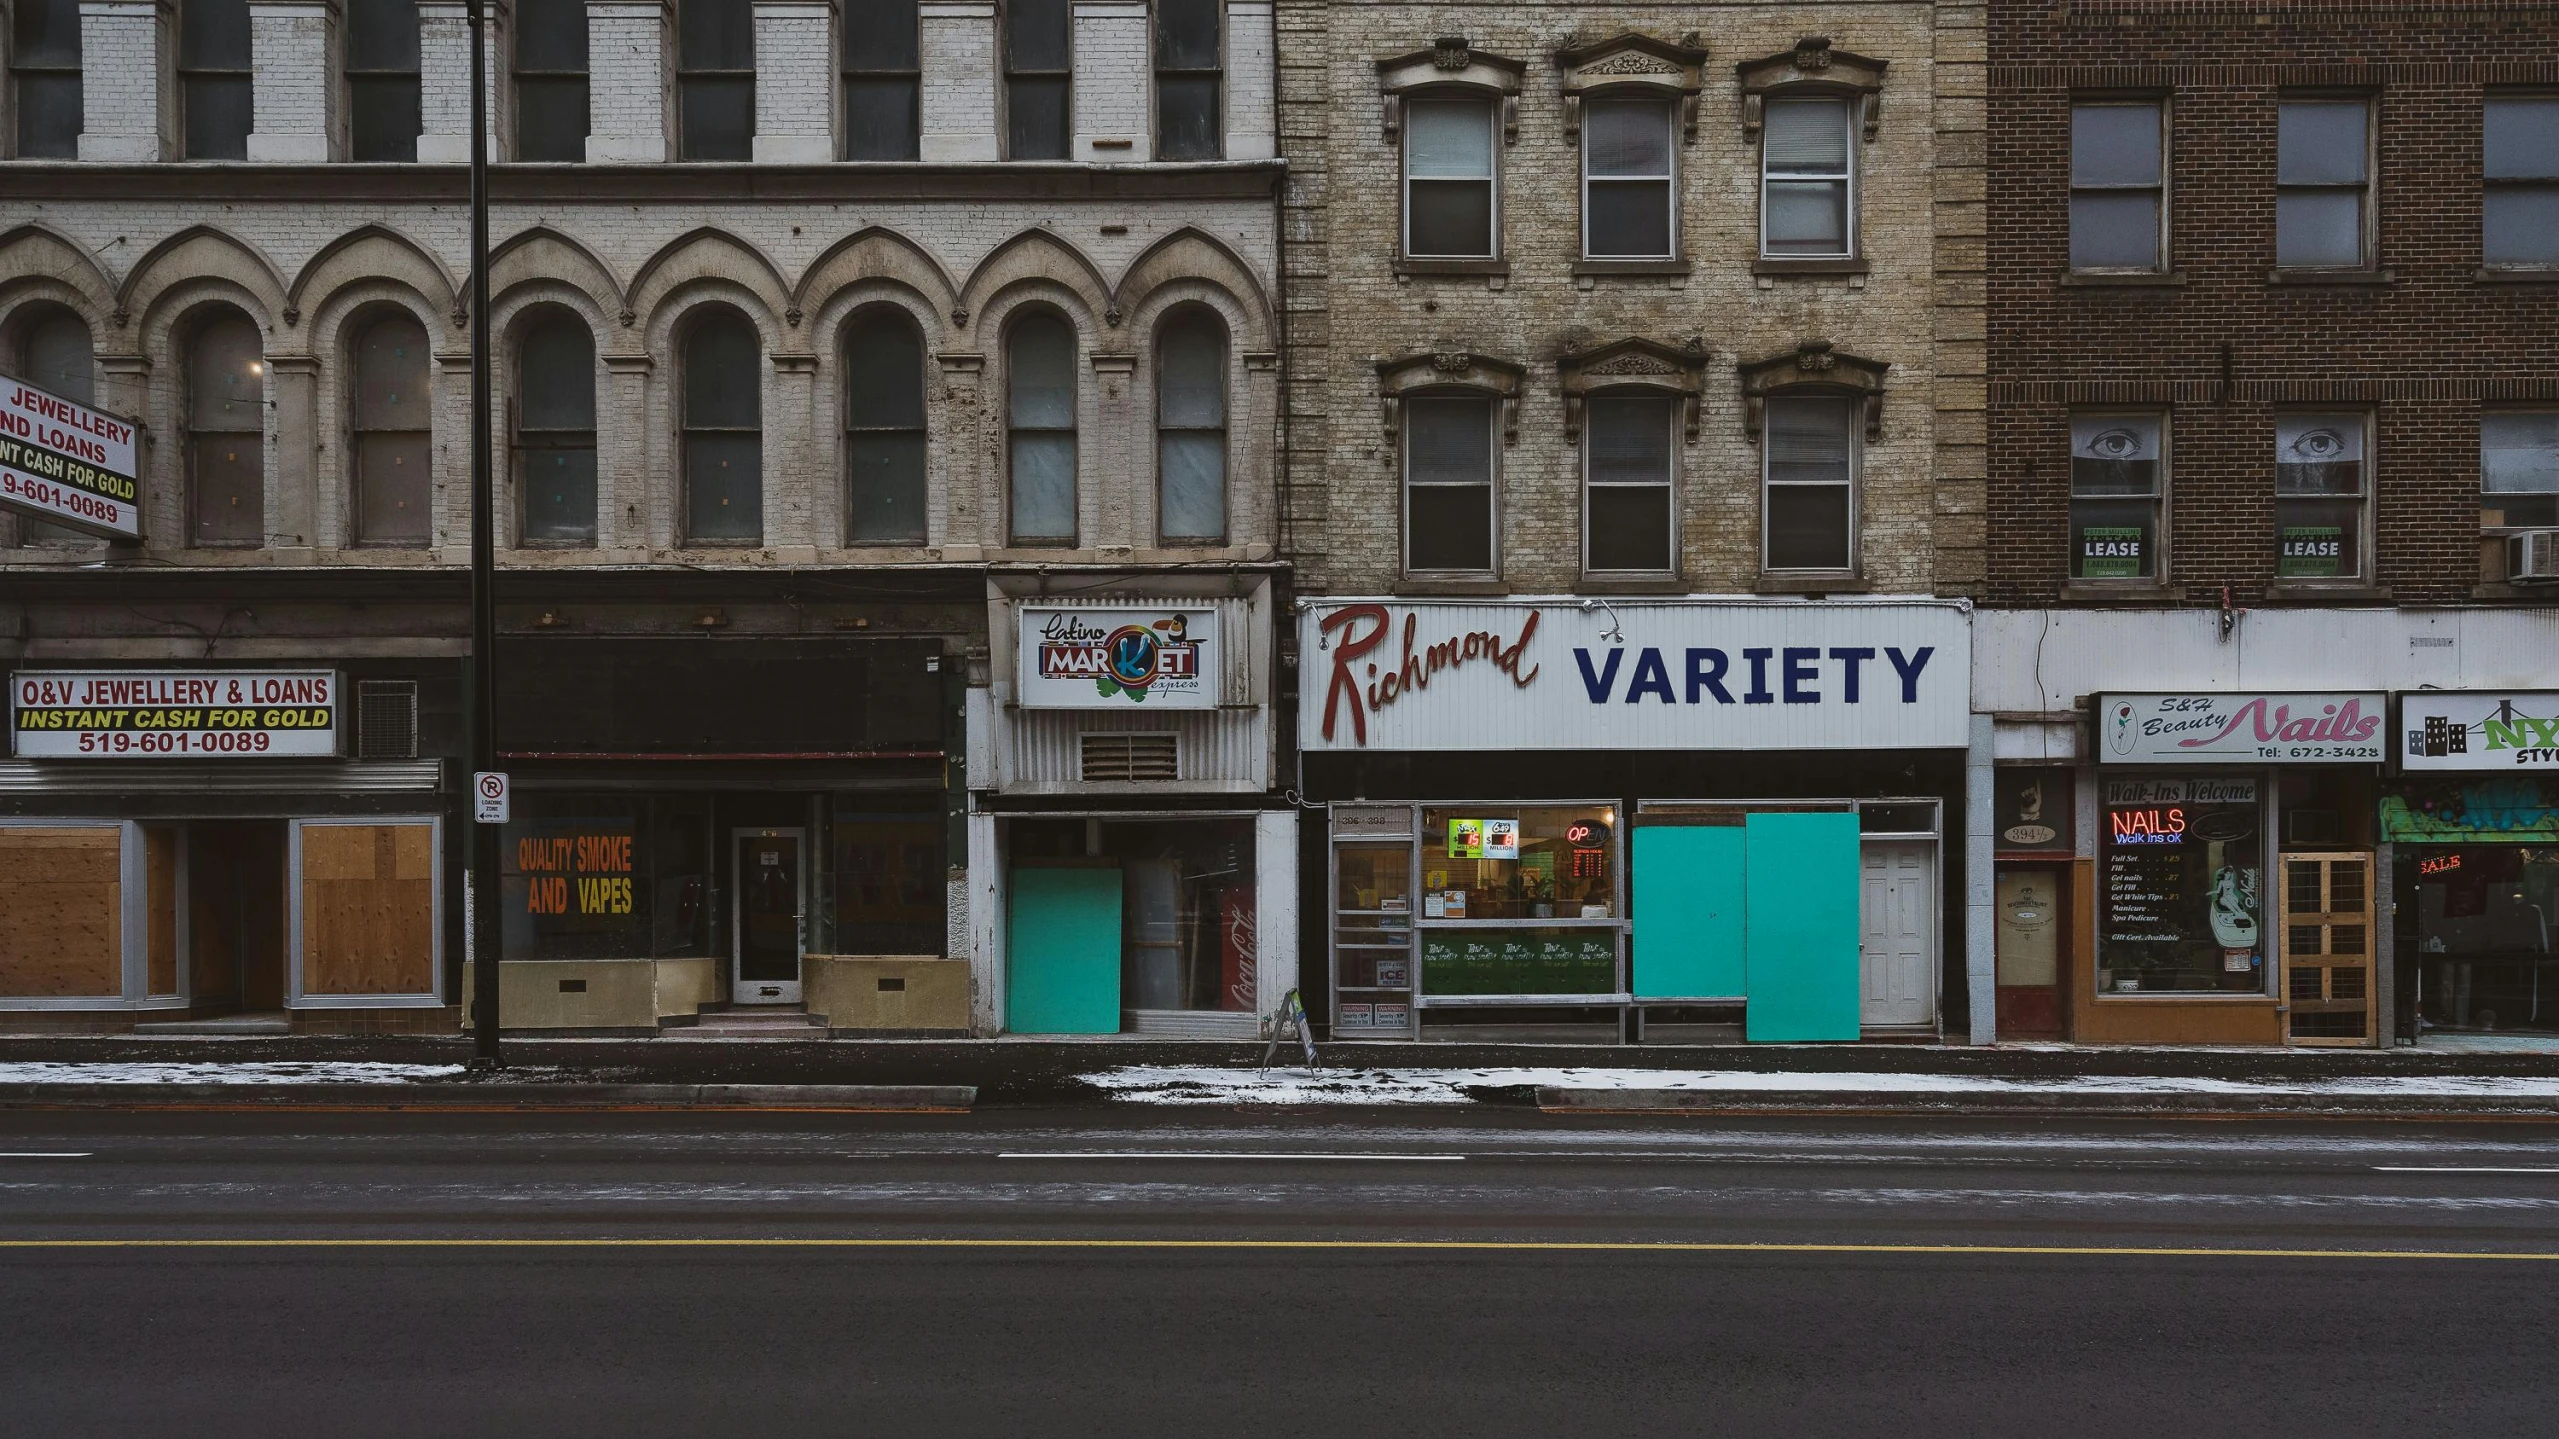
[0,376,142,540]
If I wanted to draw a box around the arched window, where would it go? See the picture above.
[179,0,253,160]
[682,308,762,542]
[1155,309,1226,543]
[514,312,596,544]
[186,309,265,546]
[1006,312,1076,543]
[11,0,82,158]
[5,307,93,544]
[351,311,431,547]
[844,307,926,544]
[346,0,422,161]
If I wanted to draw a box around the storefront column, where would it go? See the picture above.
[1254,809,1297,1019]
[966,807,1001,1035]
[1966,711,1996,1045]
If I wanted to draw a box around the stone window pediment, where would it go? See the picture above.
[1377,350,1527,443]
[1557,336,1709,440]
[1739,340,1889,441]
[1554,31,1710,141]
[1738,36,1889,140]
[1379,36,1529,142]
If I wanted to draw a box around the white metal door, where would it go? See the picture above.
[1860,840,1936,1027]
[731,828,805,1004]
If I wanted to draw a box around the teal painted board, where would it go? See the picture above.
[1632,826,1745,998]
[1007,865,1122,1034]
[1742,811,1863,1041]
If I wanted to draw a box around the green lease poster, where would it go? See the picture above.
[2077,525,2144,579]
[2278,525,2343,577]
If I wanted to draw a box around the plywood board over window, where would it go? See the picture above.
[293,820,441,1003]
[0,826,124,998]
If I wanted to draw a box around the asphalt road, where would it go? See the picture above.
[4,1106,2559,1438]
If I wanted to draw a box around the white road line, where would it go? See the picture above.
[998,1152,1465,1162]
[0,1152,91,1159]
[2374,1166,2559,1174]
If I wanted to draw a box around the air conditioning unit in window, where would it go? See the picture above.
[2508,530,2559,583]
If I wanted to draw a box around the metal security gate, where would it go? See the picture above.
[2281,851,2375,1047]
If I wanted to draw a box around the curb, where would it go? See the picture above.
[0,1083,977,1112]
[1534,1086,2559,1118]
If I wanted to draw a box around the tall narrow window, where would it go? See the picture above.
[1154,0,1220,161]
[1585,394,1673,573]
[1762,97,1853,258]
[1156,310,1226,543]
[2069,413,2164,581]
[1583,98,1673,258]
[513,0,589,161]
[187,310,265,546]
[2274,412,2367,581]
[844,308,926,544]
[682,309,762,541]
[843,0,919,160]
[2276,99,2369,269]
[2483,411,2559,550]
[351,312,430,546]
[2484,97,2559,270]
[514,313,596,544]
[11,0,81,158]
[347,0,422,161]
[6,308,92,544]
[678,0,753,160]
[1405,99,1495,258]
[1006,312,1076,542]
[2070,101,2164,271]
[1404,395,1494,573]
[1005,0,1068,160]
[180,0,254,160]
[1763,396,1854,572]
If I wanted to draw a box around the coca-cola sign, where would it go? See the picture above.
[2097,692,2387,765]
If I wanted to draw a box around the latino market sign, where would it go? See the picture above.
[0,377,142,540]
[1299,600,1969,752]
[2399,691,2559,772]
[11,670,341,759]
[2097,692,2386,766]
[1016,607,1219,709]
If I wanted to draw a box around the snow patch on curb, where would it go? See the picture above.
[0,1062,467,1086]
[1079,1065,2559,1106]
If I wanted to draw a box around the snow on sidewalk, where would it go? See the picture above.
[1079,1064,2559,1107]
[0,1062,466,1086]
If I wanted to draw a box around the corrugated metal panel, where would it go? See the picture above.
[1006,707,1266,793]
[1122,1009,1260,1039]
[0,760,444,793]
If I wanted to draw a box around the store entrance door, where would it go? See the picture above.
[731,829,804,1004]
[1859,840,1936,1028]
[1993,865,2066,1040]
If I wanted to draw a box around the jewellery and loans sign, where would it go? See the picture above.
[2399,691,2559,772]
[1016,606,1219,709]
[1299,600,1969,751]
[11,670,341,758]
[0,376,141,540]
[2097,692,2386,765]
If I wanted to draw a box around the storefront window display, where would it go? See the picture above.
[501,794,713,960]
[2389,777,2559,1035]
[1010,816,1259,1013]
[2098,776,2267,995]
[829,796,945,955]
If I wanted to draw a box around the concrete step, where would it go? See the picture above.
[663,1007,830,1041]
[134,1014,293,1036]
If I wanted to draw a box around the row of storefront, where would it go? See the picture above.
[3,594,2551,1048]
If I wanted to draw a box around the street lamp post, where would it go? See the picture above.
[467,0,501,1062]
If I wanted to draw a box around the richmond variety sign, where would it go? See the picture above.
[1299,601,1970,752]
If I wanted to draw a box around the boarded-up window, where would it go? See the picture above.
[0,826,123,998]
[297,821,437,997]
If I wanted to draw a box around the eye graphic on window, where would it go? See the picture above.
[2285,427,2348,461]
[2084,426,2145,460]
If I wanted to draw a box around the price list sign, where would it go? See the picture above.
[2099,777,2263,994]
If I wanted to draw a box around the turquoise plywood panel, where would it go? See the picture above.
[1632,826,1745,999]
[1742,811,1863,1041]
[1007,865,1122,1035]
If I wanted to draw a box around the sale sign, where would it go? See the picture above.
[11,670,340,758]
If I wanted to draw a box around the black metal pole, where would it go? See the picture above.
[467,0,501,1063]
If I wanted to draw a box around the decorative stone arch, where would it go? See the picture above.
[1738,36,1888,141]
[1557,335,1710,441]
[118,226,290,339]
[1377,35,1527,142]
[1554,31,1709,141]
[286,225,457,330]
[625,228,795,342]
[300,280,448,554]
[958,228,1116,340]
[482,226,626,330]
[0,224,120,328]
[1112,227,1275,351]
[1375,350,1527,446]
[794,226,960,331]
[810,279,952,553]
[1738,340,1890,442]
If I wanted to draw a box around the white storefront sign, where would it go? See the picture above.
[2399,691,2559,772]
[11,670,341,758]
[2097,692,2386,765]
[1298,600,1970,751]
[0,377,142,540]
[1017,606,1220,709]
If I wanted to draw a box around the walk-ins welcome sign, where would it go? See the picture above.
[0,377,142,540]
[1298,600,1971,752]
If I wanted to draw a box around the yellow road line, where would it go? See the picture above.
[1,1236,2556,1261]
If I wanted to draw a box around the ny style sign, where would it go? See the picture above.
[1300,601,1970,752]
[1016,606,1220,709]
